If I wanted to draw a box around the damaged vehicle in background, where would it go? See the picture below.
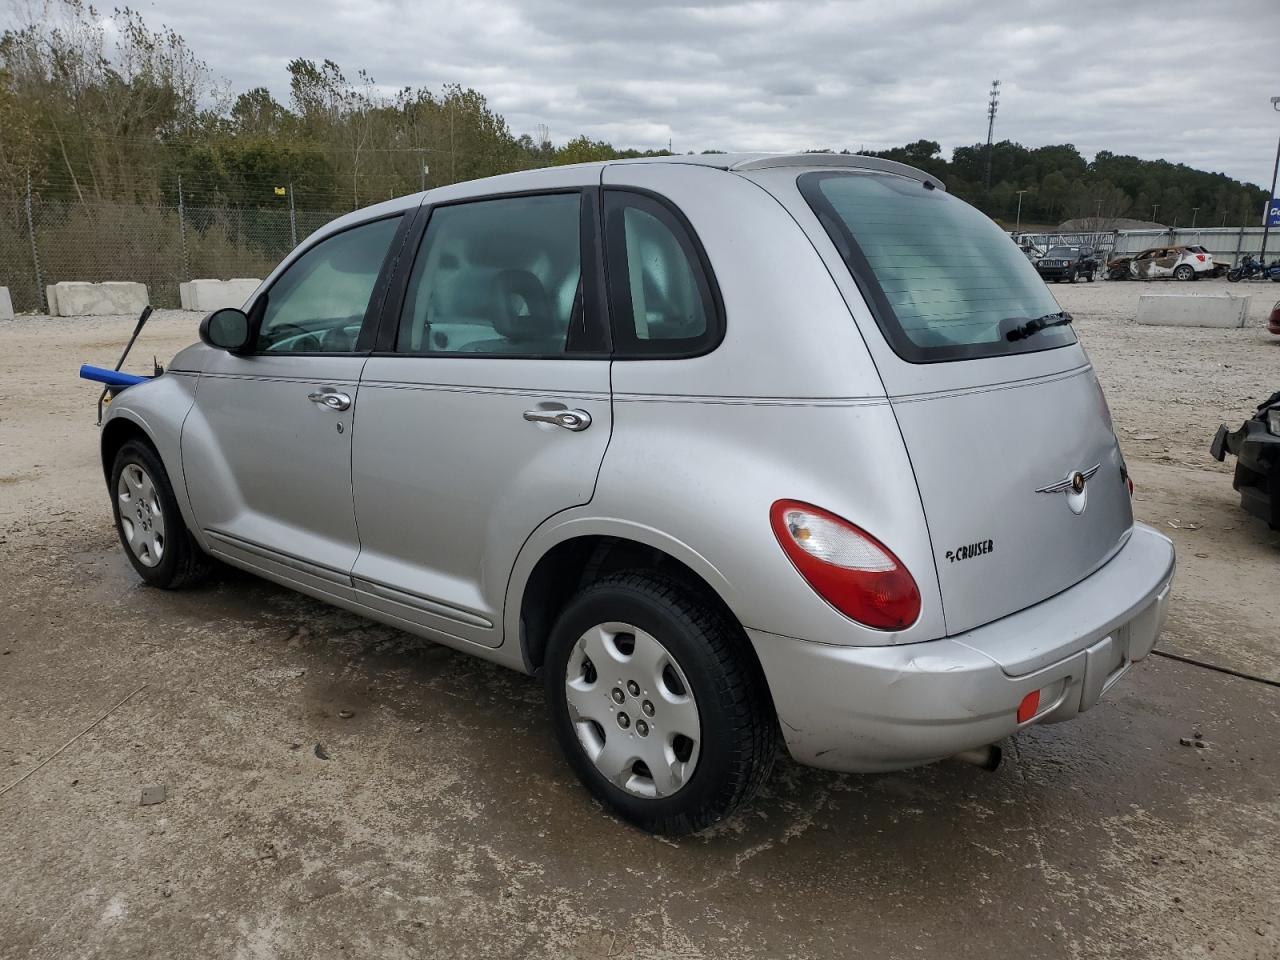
[1106,245,1218,281]
[1212,387,1280,529]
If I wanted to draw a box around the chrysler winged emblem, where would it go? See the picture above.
[1036,464,1100,515]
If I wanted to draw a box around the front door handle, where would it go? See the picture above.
[523,408,592,432]
[308,389,352,411]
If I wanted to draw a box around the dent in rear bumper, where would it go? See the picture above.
[749,523,1175,773]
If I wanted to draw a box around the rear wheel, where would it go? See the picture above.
[1174,264,1196,281]
[545,571,776,835]
[111,440,212,588]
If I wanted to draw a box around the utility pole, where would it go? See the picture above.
[288,180,298,248]
[1015,189,1028,234]
[25,171,44,313]
[1190,207,1199,229]
[1258,96,1280,268]
[984,79,1001,192]
[177,175,189,278]
[1152,203,1159,223]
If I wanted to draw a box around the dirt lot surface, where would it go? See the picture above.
[1,279,1277,959]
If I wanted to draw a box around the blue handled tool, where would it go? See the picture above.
[80,305,159,424]
[79,365,149,387]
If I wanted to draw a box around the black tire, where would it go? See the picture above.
[1227,269,1242,282]
[1174,264,1196,281]
[1068,269,1078,283]
[110,439,212,589]
[544,571,776,835]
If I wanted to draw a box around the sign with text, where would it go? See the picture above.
[1266,199,1280,227]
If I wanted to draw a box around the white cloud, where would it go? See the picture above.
[135,0,1280,186]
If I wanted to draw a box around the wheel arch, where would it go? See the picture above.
[101,411,158,483]
[509,520,769,700]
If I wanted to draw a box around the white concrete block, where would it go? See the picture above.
[180,278,261,312]
[45,285,59,316]
[1135,293,1249,329]
[47,281,149,316]
[0,287,13,320]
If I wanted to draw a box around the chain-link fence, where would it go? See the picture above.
[0,196,345,313]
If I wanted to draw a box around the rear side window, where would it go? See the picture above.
[800,172,1075,363]
[603,190,721,357]
[396,193,583,356]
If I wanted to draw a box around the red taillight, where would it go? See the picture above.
[1196,254,1206,262]
[769,500,921,630]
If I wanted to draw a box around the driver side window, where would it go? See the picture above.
[257,215,402,353]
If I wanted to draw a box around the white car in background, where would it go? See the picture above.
[1124,244,1216,281]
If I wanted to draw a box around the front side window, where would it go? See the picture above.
[603,191,720,357]
[257,216,401,353]
[396,193,583,356]
[801,172,1074,362]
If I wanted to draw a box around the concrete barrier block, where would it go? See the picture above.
[47,281,148,316]
[180,278,261,312]
[1135,293,1249,328]
[0,287,13,321]
[46,285,59,316]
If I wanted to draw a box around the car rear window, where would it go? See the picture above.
[800,171,1076,363]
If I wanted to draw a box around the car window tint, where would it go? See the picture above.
[396,193,582,356]
[258,216,401,353]
[603,191,718,356]
[802,171,1074,362]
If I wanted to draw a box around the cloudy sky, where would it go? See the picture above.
[138,0,1279,187]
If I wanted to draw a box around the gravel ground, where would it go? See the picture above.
[1,279,1277,959]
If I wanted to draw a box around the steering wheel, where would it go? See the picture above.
[260,322,314,351]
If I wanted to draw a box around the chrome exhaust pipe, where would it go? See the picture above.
[952,744,1002,771]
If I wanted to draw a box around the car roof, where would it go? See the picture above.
[314,152,943,243]
[430,151,944,196]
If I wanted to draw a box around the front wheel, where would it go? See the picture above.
[111,440,212,588]
[545,572,776,835]
[1227,269,1242,282]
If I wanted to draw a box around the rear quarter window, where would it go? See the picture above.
[800,171,1076,363]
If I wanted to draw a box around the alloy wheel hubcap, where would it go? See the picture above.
[117,463,166,567]
[564,621,701,799]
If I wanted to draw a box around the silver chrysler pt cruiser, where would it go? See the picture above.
[100,153,1175,834]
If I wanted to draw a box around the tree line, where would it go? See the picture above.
[0,1,1266,229]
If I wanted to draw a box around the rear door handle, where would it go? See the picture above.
[523,408,592,432]
[308,389,352,411]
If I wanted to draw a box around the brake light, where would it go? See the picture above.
[1196,255,1206,262]
[770,500,921,630]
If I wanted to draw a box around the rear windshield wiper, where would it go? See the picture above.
[1004,311,1073,342]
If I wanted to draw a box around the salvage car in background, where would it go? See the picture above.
[1107,245,1216,281]
[95,152,1175,835]
[1035,245,1098,283]
[1212,388,1280,529]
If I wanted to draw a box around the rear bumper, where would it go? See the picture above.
[749,523,1175,773]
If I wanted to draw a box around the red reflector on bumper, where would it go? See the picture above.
[1017,690,1041,723]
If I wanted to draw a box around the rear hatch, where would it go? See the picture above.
[798,170,1133,634]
